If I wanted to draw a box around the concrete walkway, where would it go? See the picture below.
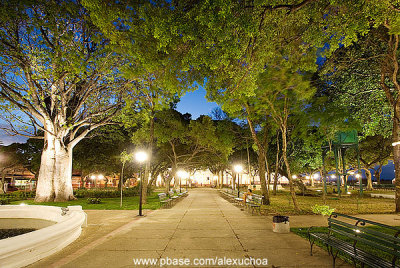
[30,188,351,267]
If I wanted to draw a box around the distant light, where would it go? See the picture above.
[234,164,243,173]
[306,176,310,179]
[313,173,319,179]
[98,174,104,180]
[355,229,361,233]
[316,190,322,192]
[292,175,297,179]
[19,203,26,206]
[347,191,351,194]
[135,151,148,163]
[349,171,355,175]
[177,170,188,178]
[393,141,400,146]
[355,174,361,179]
[331,175,336,179]
[90,175,96,180]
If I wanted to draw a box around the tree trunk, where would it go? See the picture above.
[273,131,280,195]
[218,170,223,189]
[257,149,270,205]
[393,101,400,212]
[374,164,382,185]
[265,156,271,191]
[281,127,300,211]
[35,135,75,202]
[246,116,270,205]
[148,171,158,188]
[0,172,5,194]
[363,168,373,191]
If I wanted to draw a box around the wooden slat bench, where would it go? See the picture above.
[245,194,265,215]
[168,190,181,204]
[158,193,172,208]
[308,212,400,268]
[219,188,237,202]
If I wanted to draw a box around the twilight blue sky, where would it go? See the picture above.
[176,86,219,119]
[0,87,218,145]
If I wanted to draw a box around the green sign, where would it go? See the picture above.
[333,130,358,145]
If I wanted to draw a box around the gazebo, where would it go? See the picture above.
[322,130,363,197]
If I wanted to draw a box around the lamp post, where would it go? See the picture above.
[177,170,188,193]
[135,151,148,216]
[312,173,319,187]
[90,175,95,188]
[234,164,243,198]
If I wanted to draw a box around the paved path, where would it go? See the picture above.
[30,188,349,267]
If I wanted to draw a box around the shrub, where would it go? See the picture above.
[74,186,146,198]
[0,190,35,201]
[87,198,101,204]
[311,204,335,216]
[0,199,10,205]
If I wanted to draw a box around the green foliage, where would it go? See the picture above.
[10,194,161,210]
[73,126,132,178]
[311,204,335,216]
[87,198,101,204]
[0,191,35,201]
[0,198,10,205]
[73,187,144,198]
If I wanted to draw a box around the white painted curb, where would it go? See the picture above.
[0,205,87,268]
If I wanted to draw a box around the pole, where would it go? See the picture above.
[342,148,347,193]
[179,176,182,193]
[334,147,341,196]
[357,144,363,197]
[237,173,240,198]
[139,168,143,216]
[322,150,327,195]
[120,162,124,208]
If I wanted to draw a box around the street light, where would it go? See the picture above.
[90,175,97,188]
[233,164,243,198]
[177,170,188,193]
[135,151,148,216]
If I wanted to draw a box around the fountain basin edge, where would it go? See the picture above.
[0,205,87,268]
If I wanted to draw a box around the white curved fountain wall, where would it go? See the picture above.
[0,205,87,268]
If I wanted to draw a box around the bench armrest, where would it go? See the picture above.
[307,226,316,241]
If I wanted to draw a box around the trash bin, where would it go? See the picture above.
[272,215,290,233]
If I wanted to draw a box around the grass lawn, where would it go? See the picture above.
[10,193,161,210]
[259,192,395,215]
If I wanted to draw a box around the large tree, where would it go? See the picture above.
[0,1,126,201]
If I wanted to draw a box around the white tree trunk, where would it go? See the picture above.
[35,134,74,202]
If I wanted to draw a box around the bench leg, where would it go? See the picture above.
[329,246,339,268]
[350,257,357,268]
[309,239,315,256]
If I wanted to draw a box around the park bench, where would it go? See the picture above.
[168,190,180,204]
[158,193,172,208]
[177,189,188,197]
[223,188,240,203]
[219,188,236,202]
[234,191,245,206]
[245,194,266,215]
[308,212,400,268]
